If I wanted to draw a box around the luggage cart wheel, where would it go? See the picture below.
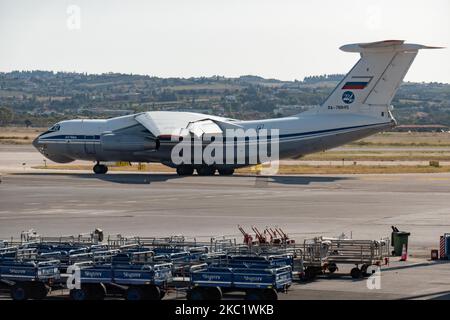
[361,264,369,277]
[70,288,88,301]
[88,284,106,300]
[328,263,338,274]
[11,284,29,301]
[350,267,362,279]
[143,285,161,300]
[303,267,317,281]
[245,289,264,300]
[245,289,277,300]
[186,287,207,300]
[125,286,146,301]
[206,287,222,300]
[262,289,278,300]
[29,283,49,299]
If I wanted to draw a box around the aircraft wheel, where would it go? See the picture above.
[196,166,216,176]
[218,168,235,176]
[93,163,108,174]
[176,165,194,176]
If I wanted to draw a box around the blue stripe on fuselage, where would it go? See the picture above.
[40,135,100,141]
[39,122,392,143]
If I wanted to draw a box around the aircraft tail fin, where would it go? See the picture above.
[321,40,443,109]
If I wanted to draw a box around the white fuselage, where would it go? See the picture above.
[33,108,395,166]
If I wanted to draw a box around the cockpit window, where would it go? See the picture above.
[48,124,60,132]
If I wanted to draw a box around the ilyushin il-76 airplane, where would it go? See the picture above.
[33,40,442,175]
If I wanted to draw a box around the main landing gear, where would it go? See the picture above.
[217,168,235,176]
[93,162,108,174]
[91,162,235,176]
[176,165,194,176]
[196,166,216,176]
[175,165,235,176]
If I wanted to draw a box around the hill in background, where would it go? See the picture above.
[0,71,449,127]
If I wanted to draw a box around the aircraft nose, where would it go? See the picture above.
[32,136,40,149]
[33,131,49,149]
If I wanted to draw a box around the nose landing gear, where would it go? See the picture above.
[93,163,108,174]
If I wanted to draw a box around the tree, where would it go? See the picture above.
[0,107,14,126]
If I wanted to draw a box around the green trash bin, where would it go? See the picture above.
[391,231,410,256]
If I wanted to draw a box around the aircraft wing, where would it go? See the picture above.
[135,111,242,139]
[186,119,222,138]
[135,112,162,137]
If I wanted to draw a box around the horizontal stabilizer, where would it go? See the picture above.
[340,40,444,53]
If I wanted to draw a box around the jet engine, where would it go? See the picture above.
[101,133,158,152]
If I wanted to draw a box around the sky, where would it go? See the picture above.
[0,0,449,83]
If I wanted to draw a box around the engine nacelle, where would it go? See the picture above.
[101,133,158,152]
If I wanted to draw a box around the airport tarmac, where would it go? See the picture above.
[1,145,450,300]
[2,170,450,253]
[1,145,450,254]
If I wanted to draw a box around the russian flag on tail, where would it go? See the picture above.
[342,76,373,90]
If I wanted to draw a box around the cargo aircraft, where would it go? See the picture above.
[33,40,442,175]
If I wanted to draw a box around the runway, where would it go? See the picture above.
[1,170,450,255]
